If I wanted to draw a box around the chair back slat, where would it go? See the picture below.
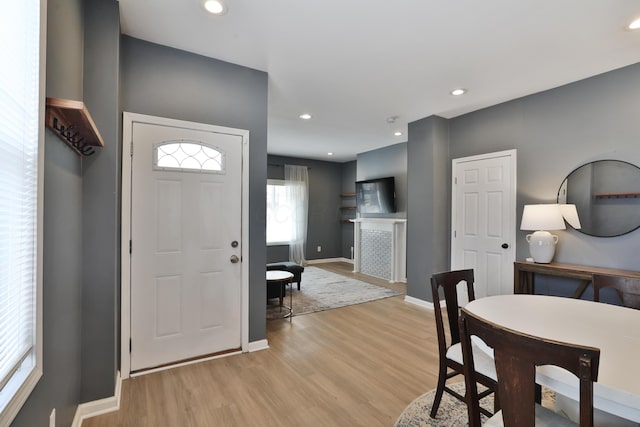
[460,307,600,427]
[430,269,475,350]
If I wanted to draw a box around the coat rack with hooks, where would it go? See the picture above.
[45,97,105,156]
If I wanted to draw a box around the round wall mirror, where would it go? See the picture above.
[558,160,640,237]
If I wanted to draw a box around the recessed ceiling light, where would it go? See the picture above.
[299,113,312,120]
[450,88,467,96]
[327,152,334,156]
[203,0,226,15]
[394,131,403,137]
[629,17,640,30]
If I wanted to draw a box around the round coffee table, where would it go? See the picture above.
[266,270,294,321]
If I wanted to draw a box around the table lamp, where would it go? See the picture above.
[520,204,566,263]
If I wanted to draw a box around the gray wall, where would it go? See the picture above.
[406,117,450,301]
[449,62,640,278]
[267,155,343,262]
[356,142,408,218]
[341,161,357,259]
[121,36,268,342]
[406,62,640,302]
[13,0,86,425]
[81,0,120,402]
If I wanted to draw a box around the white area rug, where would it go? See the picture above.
[394,382,555,427]
[267,266,403,319]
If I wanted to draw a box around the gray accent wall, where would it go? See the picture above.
[267,155,343,262]
[81,0,120,402]
[340,160,356,259]
[12,0,85,425]
[449,62,640,275]
[121,36,268,342]
[405,62,640,302]
[356,142,408,218]
[406,117,450,302]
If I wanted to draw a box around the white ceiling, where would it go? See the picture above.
[119,0,640,162]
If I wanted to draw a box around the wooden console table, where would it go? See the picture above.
[514,261,640,298]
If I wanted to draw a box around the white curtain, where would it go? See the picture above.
[284,165,309,265]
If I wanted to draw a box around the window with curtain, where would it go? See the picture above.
[266,180,293,244]
[284,165,308,265]
[266,164,309,264]
[0,0,44,423]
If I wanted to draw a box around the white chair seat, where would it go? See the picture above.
[485,404,576,427]
[447,341,497,381]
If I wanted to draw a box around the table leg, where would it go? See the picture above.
[288,280,293,322]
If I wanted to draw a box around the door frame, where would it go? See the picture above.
[120,112,250,379]
[451,149,517,294]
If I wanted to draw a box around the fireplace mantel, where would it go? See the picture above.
[351,218,407,283]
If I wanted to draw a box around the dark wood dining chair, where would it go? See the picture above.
[592,274,640,310]
[429,269,498,419]
[459,307,600,427]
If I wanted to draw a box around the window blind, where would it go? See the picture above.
[0,0,41,420]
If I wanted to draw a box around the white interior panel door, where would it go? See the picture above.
[130,121,243,371]
[452,150,516,299]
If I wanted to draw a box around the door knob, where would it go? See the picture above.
[501,243,509,249]
[230,255,239,263]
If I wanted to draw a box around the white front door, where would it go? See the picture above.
[451,150,516,299]
[128,118,244,372]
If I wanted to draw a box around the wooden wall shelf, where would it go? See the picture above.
[594,192,640,199]
[45,97,105,156]
[340,193,356,197]
[340,206,357,210]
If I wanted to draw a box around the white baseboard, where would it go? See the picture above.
[306,257,353,265]
[404,295,436,310]
[72,371,122,427]
[247,339,269,352]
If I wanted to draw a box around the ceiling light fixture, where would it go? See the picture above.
[299,113,312,120]
[450,88,466,96]
[203,0,226,15]
[327,152,334,156]
[629,17,640,30]
[394,131,403,137]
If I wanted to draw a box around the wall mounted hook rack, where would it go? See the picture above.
[45,97,105,156]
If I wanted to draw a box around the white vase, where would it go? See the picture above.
[525,231,558,263]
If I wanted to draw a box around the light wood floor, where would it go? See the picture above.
[84,263,439,427]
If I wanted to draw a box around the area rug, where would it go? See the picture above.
[267,266,403,319]
[394,382,555,427]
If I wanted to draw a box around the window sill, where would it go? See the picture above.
[267,242,291,247]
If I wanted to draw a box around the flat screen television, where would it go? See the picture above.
[356,177,396,214]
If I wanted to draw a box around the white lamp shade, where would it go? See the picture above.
[559,204,581,229]
[520,204,566,231]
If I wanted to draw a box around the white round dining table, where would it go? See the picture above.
[464,294,640,424]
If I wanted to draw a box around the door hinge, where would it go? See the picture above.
[129,338,132,353]
[130,140,134,157]
[454,177,458,185]
[454,230,457,238]
[129,240,132,254]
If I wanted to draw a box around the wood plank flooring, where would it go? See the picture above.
[83,263,439,427]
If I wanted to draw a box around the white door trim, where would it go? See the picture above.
[120,112,250,379]
[451,149,517,289]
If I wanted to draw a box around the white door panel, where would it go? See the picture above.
[130,122,243,371]
[452,150,516,299]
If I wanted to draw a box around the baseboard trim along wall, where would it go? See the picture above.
[247,339,269,352]
[307,257,353,265]
[404,295,435,310]
[72,371,122,427]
